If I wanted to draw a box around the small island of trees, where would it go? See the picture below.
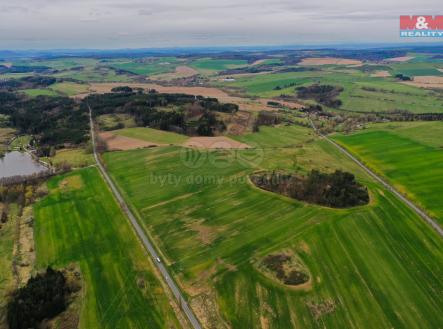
[250,170,369,208]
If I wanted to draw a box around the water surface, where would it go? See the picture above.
[0,151,48,178]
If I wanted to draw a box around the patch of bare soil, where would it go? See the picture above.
[13,207,35,285]
[306,298,337,321]
[99,131,160,151]
[257,250,312,291]
[186,220,224,245]
[190,292,227,329]
[183,136,250,149]
[371,70,391,77]
[59,175,84,191]
[401,76,443,89]
[385,56,414,62]
[224,110,254,135]
[299,57,362,66]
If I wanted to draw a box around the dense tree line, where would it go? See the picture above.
[0,92,89,151]
[84,90,235,136]
[0,65,52,74]
[7,267,70,329]
[0,76,57,91]
[251,170,369,208]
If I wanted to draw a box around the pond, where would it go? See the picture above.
[0,151,48,179]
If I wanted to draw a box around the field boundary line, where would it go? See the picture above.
[88,105,202,329]
[308,118,443,238]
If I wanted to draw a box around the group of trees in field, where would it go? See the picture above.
[262,254,309,286]
[394,74,412,81]
[250,170,369,208]
[297,84,343,108]
[7,267,70,329]
[85,90,237,136]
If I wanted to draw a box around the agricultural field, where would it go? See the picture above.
[103,124,443,329]
[389,62,443,76]
[111,127,189,145]
[216,68,443,113]
[106,57,180,76]
[0,203,19,325]
[41,148,95,168]
[53,66,133,82]
[49,82,90,96]
[34,167,181,329]
[333,121,443,225]
[190,58,248,72]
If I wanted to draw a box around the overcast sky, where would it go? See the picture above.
[0,0,441,49]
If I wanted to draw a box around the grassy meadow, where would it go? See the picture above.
[103,125,443,329]
[190,58,248,72]
[112,127,189,145]
[216,69,443,113]
[106,57,180,76]
[41,148,95,168]
[333,121,443,225]
[34,167,180,329]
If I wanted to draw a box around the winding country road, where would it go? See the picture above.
[88,106,202,329]
[309,118,443,238]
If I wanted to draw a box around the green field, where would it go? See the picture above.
[34,168,180,329]
[113,127,189,145]
[107,58,179,76]
[389,62,443,76]
[190,58,248,72]
[49,82,89,96]
[0,203,19,325]
[216,69,443,113]
[333,121,443,225]
[42,148,95,168]
[103,125,443,329]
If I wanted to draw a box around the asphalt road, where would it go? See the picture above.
[88,106,202,329]
[309,118,443,238]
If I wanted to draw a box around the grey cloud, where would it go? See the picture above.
[0,0,441,49]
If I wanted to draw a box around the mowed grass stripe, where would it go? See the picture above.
[34,167,179,329]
